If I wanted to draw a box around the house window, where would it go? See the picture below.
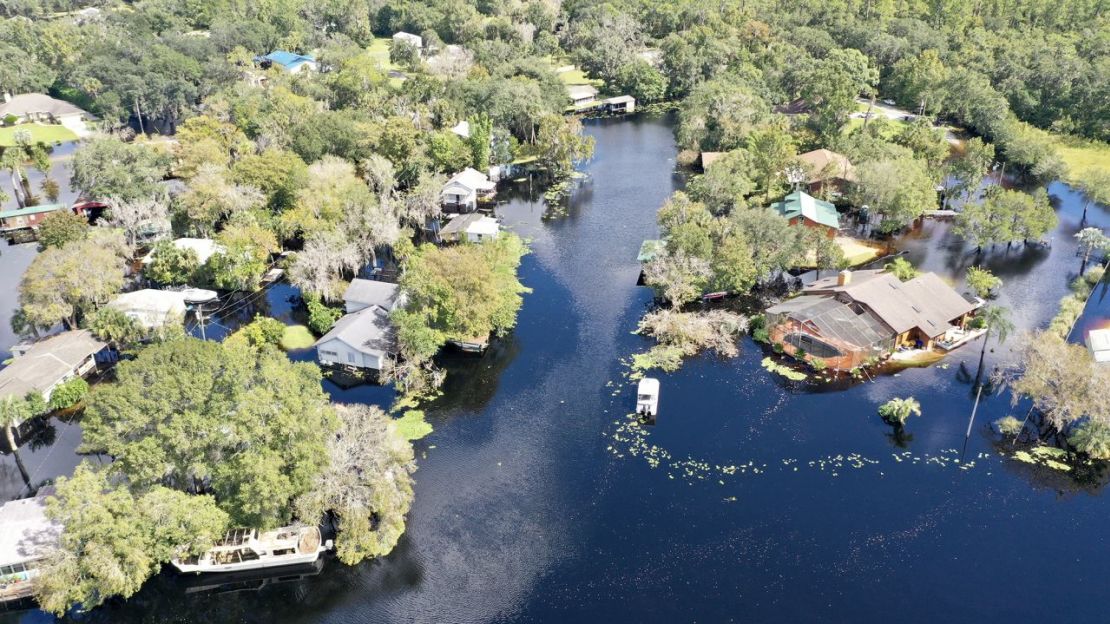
[319,350,338,357]
[347,352,356,363]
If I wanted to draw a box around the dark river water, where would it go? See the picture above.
[3,115,1110,623]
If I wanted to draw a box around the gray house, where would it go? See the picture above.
[315,280,404,372]
[0,331,106,424]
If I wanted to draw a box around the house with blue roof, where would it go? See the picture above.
[770,190,840,238]
[257,51,317,73]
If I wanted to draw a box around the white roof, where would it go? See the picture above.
[0,330,105,401]
[567,85,598,100]
[0,492,61,567]
[392,31,423,46]
[109,290,187,328]
[0,93,89,119]
[315,305,396,359]
[142,238,224,265]
[444,167,495,193]
[604,95,635,104]
[467,216,500,236]
[451,120,470,138]
[1088,328,1110,352]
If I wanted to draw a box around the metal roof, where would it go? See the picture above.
[0,330,105,401]
[0,491,61,567]
[0,203,67,221]
[770,191,840,230]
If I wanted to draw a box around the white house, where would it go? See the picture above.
[0,330,106,417]
[343,279,403,314]
[0,492,61,605]
[441,167,496,212]
[314,305,398,372]
[392,31,424,55]
[0,93,95,136]
[1087,328,1110,363]
[567,84,598,107]
[108,290,187,329]
[439,213,500,243]
[603,95,636,114]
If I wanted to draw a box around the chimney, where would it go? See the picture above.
[837,269,852,287]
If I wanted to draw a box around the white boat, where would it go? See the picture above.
[171,526,329,574]
[636,377,660,417]
[180,288,219,303]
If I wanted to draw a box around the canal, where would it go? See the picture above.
[3,114,1110,623]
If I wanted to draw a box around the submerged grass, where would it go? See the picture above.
[394,410,433,441]
[280,325,316,350]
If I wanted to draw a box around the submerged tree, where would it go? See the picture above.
[1074,227,1110,275]
[878,397,922,426]
[974,305,1014,385]
[965,266,1002,299]
[1011,332,1110,436]
[295,404,416,564]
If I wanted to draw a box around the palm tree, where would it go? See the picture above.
[878,397,922,426]
[0,396,33,491]
[0,130,50,209]
[975,305,1014,385]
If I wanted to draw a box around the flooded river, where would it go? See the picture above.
[2,114,1109,623]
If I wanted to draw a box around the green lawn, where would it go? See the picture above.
[1051,134,1110,182]
[0,123,78,146]
[280,324,316,350]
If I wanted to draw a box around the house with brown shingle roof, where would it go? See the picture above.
[765,269,979,369]
[796,149,857,195]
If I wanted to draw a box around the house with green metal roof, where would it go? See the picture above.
[769,191,840,238]
[0,203,67,231]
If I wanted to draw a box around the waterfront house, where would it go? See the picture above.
[257,51,317,73]
[765,269,978,369]
[108,289,187,329]
[439,214,500,243]
[796,149,857,195]
[441,167,495,212]
[0,204,68,232]
[343,279,403,314]
[0,491,61,605]
[392,31,423,54]
[0,93,94,135]
[0,331,107,424]
[567,85,598,107]
[1087,328,1110,363]
[770,190,840,238]
[602,95,636,114]
[314,305,398,372]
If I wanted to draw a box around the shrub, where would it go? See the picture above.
[144,241,200,286]
[1070,421,1110,460]
[810,358,827,371]
[49,378,89,411]
[994,415,1024,436]
[226,315,286,348]
[772,342,784,353]
[794,348,807,361]
[306,293,343,335]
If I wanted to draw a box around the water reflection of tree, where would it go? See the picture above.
[429,333,522,417]
[989,438,1110,497]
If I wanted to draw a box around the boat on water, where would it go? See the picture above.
[171,526,330,574]
[636,377,660,417]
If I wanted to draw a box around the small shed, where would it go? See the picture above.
[0,204,67,231]
[314,305,397,372]
[439,214,500,243]
[770,190,840,238]
[108,290,187,329]
[0,491,61,605]
[1087,328,1110,363]
[603,95,636,114]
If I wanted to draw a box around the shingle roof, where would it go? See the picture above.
[567,85,599,101]
[314,306,397,358]
[0,94,89,118]
[805,270,975,338]
[0,330,105,401]
[770,190,840,230]
[797,149,857,184]
[443,167,495,193]
[0,491,61,567]
[343,279,400,309]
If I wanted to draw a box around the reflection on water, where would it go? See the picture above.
[1,115,1109,623]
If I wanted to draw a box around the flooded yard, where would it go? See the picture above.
[1,114,1108,623]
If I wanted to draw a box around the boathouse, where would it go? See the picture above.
[441,167,495,212]
[765,269,978,369]
[0,491,61,605]
[0,204,67,232]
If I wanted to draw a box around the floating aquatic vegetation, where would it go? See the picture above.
[394,410,433,441]
[761,357,808,381]
[1012,446,1072,471]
